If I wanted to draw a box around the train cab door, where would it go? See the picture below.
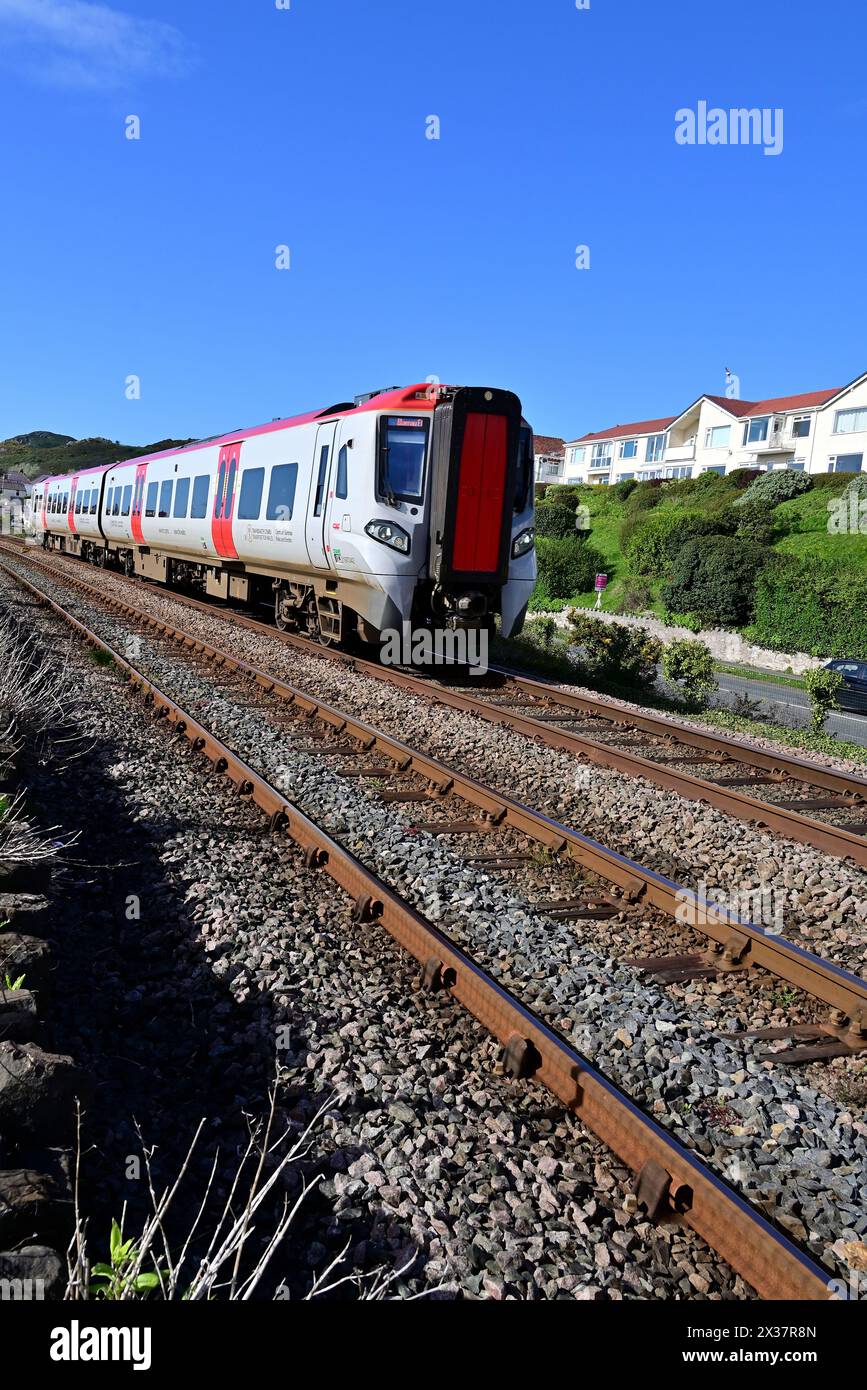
[305,422,336,569]
[211,444,241,560]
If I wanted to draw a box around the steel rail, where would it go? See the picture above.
[0,553,837,1301]
[9,538,866,869]
[3,549,865,1030]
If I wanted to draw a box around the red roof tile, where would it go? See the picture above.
[743,388,842,417]
[533,435,566,455]
[575,416,676,444]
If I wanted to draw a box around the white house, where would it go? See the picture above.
[560,368,867,486]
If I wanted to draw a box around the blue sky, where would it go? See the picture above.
[0,0,865,445]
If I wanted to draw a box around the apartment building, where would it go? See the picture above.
[556,368,867,486]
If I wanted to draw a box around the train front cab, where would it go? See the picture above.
[425,386,535,638]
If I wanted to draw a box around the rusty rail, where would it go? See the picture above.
[3,547,865,1032]
[8,538,865,868]
[0,550,838,1300]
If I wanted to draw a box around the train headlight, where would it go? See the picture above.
[365,519,411,554]
[512,527,534,558]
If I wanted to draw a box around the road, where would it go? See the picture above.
[712,671,867,748]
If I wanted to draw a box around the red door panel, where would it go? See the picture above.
[211,444,241,559]
[131,463,148,543]
[67,474,79,533]
[451,412,508,574]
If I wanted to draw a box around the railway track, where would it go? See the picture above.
[7,540,866,870]
[0,548,842,1301]
[2,543,865,1058]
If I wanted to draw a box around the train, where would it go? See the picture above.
[31,384,536,648]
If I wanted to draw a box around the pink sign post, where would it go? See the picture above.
[594,573,608,610]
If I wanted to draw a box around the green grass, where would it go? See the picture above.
[713,662,805,690]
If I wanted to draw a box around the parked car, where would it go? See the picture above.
[825,659,867,713]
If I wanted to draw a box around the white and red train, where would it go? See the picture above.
[31,384,536,646]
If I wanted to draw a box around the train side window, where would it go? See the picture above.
[112,490,121,516]
[62,493,69,513]
[145,481,158,518]
[73,494,80,515]
[90,490,98,515]
[214,459,226,520]
[237,467,264,520]
[336,446,348,500]
[121,485,132,516]
[313,446,329,517]
[173,477,190,518]
[106,488,113,515]
[266,463,298,521]
[158,480,173,517]
[191,475,209,519]
[225,457,237,518]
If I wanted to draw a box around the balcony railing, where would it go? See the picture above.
[663,442,696,463]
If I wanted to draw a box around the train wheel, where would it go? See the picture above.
[274,589,297,632]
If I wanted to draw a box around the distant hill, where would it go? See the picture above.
[0,432,194,480]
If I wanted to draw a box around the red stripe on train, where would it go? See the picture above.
[451,412,507,574]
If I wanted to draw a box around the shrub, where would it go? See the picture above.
[565,611,662,688]
[535,536,606,600]
[663,610,703,632]
[735,500,777,545]
[535,501,579,538]
[734,468,812,508]
[612,478,638,501]
[616,581,653,615]
[624,511,682,576]
[534,482,549,500]
[662,535,766,626]
[726,467,762,490]
[663,510,738,564]
[803,666,843,732]
[662,638,717,709]
[750,555,867,657]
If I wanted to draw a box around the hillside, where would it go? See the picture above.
[0,430,193,480]
[533,469,867,659]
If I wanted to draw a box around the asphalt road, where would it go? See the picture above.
[712,672,867,748]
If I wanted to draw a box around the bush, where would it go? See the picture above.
[734,468,812,508]
[662,638,717,709]
[612,478,638,501]
[624,511,682,576]
[750,555,867,657]
[803,666,843,732]
[663,610,703,632]
[662,535,766,626]
[565,611,662,689]
[735,500,777,545]
[534,482,549,500]
[616,581,653,615]
[726,467,762,490]
[663,510,738,564]
[535,537,606,601]
[535,501,580,538]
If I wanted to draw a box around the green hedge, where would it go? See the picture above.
[535,536,607,601]
[623,510,682,576]
[750,555,867,657]
[662,536,765,626]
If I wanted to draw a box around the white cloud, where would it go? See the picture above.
[0,0,194,88]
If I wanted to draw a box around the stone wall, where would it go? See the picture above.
[537,607,822,676]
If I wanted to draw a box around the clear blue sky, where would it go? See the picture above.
[1,0,865,445]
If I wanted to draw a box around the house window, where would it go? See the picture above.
[571,447,585,467]
[834,408,867,434]
[705,425,731,449]
[745,417,770,444]
[831,454,863,473]
[591,442,613,467]
[619,439,638,460]
[792,417,811,438]
[790,459,805,471]
[618,473,634,482]
[591,473,609,485]
[703,465,726,476]
[646,434,666,463]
